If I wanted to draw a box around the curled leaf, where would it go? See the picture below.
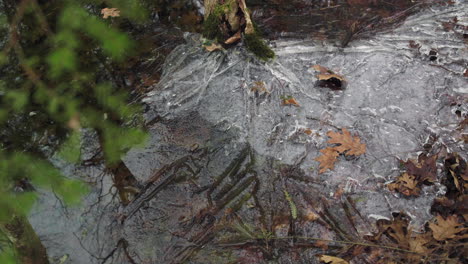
[204,42,223,52]
[312,65,333,74]
[312,65,347,90]
[225,31,241,45]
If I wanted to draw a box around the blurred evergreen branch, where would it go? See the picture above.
[0,0,149,262]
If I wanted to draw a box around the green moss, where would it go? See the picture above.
[244,33,275,61]
[202,13,224,42]
[203,0,234,40]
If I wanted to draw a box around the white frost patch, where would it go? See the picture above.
[362,107,378,116]
[369,214,391,221]
[453,87,468,94]
[373,173,386,179]
[388,105,403,113]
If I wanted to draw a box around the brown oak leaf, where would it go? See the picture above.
[400,154,438,183]
[318,255,349,264]
[387,173,421,196]
[429,214,466,241]
[389,154,439,196]
[327,128,366,156]
[409,233,433,254]
[315,147,339,173]
[378,214,411,247]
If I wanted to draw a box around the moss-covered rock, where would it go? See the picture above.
[244,33,275,61]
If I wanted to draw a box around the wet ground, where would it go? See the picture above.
[29,1,467,264]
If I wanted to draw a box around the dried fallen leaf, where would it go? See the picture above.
[318,255,349,264]
[314,240,329,250]
[315,129,366,174]
[401,154,438,184]
[389,154,438,196]
[333,186,345,199]
[250,81,269,95]
[304,128,313,135]
[312,65,347,90]
[387,173,421,196]
[444,152,467,193]
[429,214,466,241]
[327,128,366,156]
[101,8,120,19]
[225,31,242,45]
[375,213,412,248]
[315,147,339,173]
[204,42,223,52]
[408,233,433,254]
[305,210,320,221]
[317,74,346,82]
[312,65,334,74]
[282,97,300,106]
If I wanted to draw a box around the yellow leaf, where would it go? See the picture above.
[318,255,349,264]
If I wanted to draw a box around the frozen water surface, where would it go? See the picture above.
[30,3,467,264]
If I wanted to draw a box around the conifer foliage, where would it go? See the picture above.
[0,0,148,262]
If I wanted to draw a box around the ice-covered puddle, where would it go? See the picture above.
[29,3,467,264]
[144,1,466,222]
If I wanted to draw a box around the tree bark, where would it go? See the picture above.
[203,0,275,60]
[204,0,218,18]
[203,0,254,41]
